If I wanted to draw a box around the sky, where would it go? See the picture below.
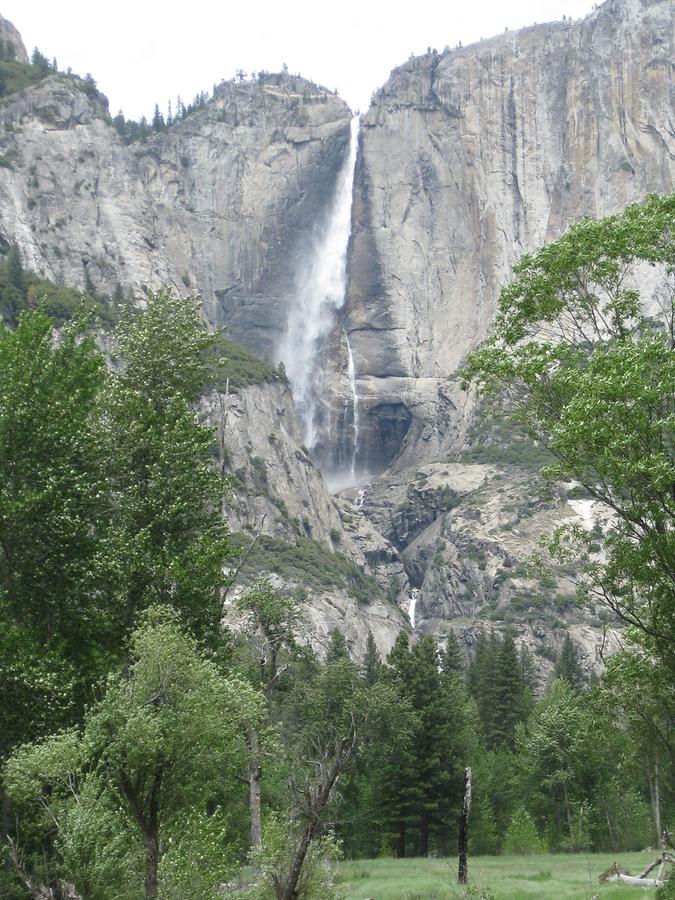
[4,0,597,120]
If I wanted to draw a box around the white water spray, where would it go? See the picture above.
[408,588,420,630]
[279,116,360,451]
[355,488,366,510]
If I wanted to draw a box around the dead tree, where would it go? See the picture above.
[457,767,472,885]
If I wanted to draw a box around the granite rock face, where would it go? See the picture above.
[202,380,409,658]
[344,0,675,472]
[0,71,351,359]
[0,14,28,63]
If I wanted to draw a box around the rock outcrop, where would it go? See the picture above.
[0,14,28,63]
[0,69,351,359]
[203,378,409,658]
[344,0,675,472]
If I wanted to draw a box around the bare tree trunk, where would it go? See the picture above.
[249,730,263,849]
[457,767,472,885]
[654,759,663,850]
[275,743,349,900]
[648,758,664,850]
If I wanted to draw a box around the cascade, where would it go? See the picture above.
[278,116,360,474]
[408,589,420,630]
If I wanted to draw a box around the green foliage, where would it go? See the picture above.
[553,634,585,691]
[462,193,675,672]
[0,244,117,327]
[100,288,231,643]
[657,868,675,900]
[231,533,382,604]
[5,611,262,897]
[503,808,544,854]
[0,52,52,98]
[467,631,531,751]
[206,335,287,392]
[0,309,109,753]
[245,813,344,900]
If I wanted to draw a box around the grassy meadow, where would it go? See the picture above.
[336,852,659,899]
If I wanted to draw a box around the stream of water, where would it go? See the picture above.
[278,116,360,461]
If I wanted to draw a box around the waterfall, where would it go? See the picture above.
[408,589,420,630]
[279,116,360,454]
[345,333,360,478]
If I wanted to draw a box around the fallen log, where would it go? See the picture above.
[604,874,661,887]
[600,855,674,889]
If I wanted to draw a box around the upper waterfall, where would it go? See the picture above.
[278,116,360,468]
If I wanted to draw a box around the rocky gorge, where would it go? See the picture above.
[0,0,673,680]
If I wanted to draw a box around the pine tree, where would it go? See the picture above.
[325,627,349,662]
[440,631,463,676]
[493,631,524,749]
[554,634,585,690]
[362,630,382,685]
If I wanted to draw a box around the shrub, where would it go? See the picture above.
[503,808,544,854]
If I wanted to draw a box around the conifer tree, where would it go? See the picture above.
[362,630,382,686]
[325,627,349,662]
[440,631,463,676]
[554,634,585,691]
[493,631,524,749]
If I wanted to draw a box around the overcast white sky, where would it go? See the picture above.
[5,0,597,120]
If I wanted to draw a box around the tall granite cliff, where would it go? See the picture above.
[0,3,673,673]
[0,61,351,359]
[344,0,674,473]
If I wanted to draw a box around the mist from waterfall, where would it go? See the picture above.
[278,116,360,471]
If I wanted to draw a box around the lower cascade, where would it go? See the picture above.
[408,589,421,630]
[278,116,360,485]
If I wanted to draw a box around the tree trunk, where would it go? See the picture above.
[653,759,663,850]
[144,832,160,900]
[562,781,574,841]
[457,767,472,885]
[276,746,347,900]
[249,730,263,849]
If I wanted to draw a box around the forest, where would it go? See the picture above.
[0,194,673,899]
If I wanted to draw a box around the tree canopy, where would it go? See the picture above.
[463,193,675,672]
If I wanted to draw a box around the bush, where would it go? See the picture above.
[230,533,382,604]
[205,336,287,392]
[503,808,544,854]
[657,869,675,900]
[240,813,343,900]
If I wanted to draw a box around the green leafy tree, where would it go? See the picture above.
[463,193,675,671]
[5,609,262,900]
[100,288,230,643]
[235,579,300,848]
[0,310,107,756]
[271,658,409,899]
[440,630,463,677]
[516,678,593,849]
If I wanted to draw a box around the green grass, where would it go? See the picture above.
[336,853,658,899]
